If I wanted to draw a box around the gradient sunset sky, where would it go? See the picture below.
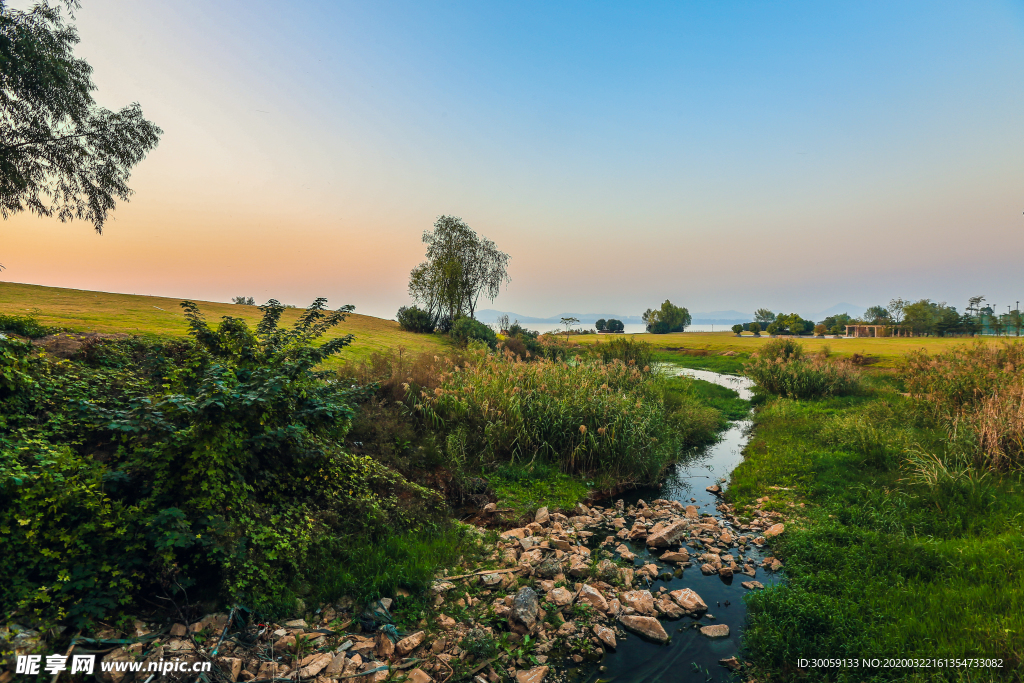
[2,0,1023,319]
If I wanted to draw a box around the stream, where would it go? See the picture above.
[581,367,776,682]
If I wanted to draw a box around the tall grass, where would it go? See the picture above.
[411,349,719,483]
[745,340,861,399]
[901,342,1024,470]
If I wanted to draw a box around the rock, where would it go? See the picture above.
[257,663,288,680]
[576,584,608,612]
[700,563,717,575]
[770,558,783,571]
[273,635,296,651]
[700,624,730,638]
[619,615,670,644]
[621,590,657,616]
[483,503,497,514]
[706,484,721,495]
[219,658,243,682]
[719,656,741,671]
[516,666,549,683]
[615,543,637,561]
[436,614,457,630]
[547,587,573,606]
[719,566,734,580]
[375,632,394,659]
[719,530,733,544]
[647,520,689,548]
[684,505,699,519]
[593,624,617,649]
[618,567,634,587]
[324,653,347,676]
[481,572,504,586]
[535,507,550,524]
[764,523,785,538]
[407,669,434,683]
[556,621,577,636]
[568,557,590,577]
[284,619,308,628]
[395,631,426,657]
[669,588,708,614]
[741,581,764,590]
[536,557,562,579]
[638,563,659,579]
[654,596,684,619]
[342,654,362,677]
[297,653,333,678]
[502,528,529,539]
[169,623,188,637]
[659,550,689,563]
[606,598,622,616]
[510,587,540,633]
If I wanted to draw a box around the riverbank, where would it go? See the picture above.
[731,375,1024,681]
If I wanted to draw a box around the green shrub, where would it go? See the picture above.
[745,343,860,399]
[0,299,444,627]
[450,317,497,348]
[410,351,718,482]
[396,305,435,333]
[0,313,59,338]
[592,336,652,369]
[732,324,744,335]
[749,321,761,336]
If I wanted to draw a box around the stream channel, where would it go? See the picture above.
[580,367,778,682]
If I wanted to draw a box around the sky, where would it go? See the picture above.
[2,0,1023,319]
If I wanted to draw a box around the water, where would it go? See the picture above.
[578,368,778,682]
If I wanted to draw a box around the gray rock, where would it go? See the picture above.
[511,587,540,632]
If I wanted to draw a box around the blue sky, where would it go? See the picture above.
[2,0,1022,318]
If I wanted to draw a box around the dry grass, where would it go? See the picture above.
[0,281,447,364]
[902,341,1024,470]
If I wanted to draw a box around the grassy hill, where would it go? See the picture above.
[0,281,447,363]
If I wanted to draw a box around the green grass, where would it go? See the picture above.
[654,348,749,375]
[489,460,591,521]
[730,386,1024,681]
[685,377,749,421]
[580,330,1012,369]
[0,280,448,363]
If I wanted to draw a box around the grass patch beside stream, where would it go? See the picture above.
[731,383,1024,681]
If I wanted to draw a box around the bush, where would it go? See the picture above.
[732,324,744,335]
[746,341,860,399]
[814,324,826,337]
[901,342,1024,471]
[0,300,445,627]
[749,321,761,336]
[396,305,436,333]
[410,351,719,482]
[450,317,496,348]
[0,313,59,338]
[592,336,652,369]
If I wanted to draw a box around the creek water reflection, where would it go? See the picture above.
[577,369,777,683]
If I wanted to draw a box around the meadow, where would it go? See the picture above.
[0,281,447,362]
[574,330,1011,368]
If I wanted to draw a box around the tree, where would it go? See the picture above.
[595,318,607,332]
[731,324,743,336]
[0,2,161,232]
[396,305,435,333]
[754,308,776,325]
[560,316,579,340]
[408,216,510,330]
[864,305,889,323]
[967,295,986,318]
[887,298,908,325]
[231,296,255,306]
[642,300,691,334]
[749,321,761,336]
[606,318,624,332]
